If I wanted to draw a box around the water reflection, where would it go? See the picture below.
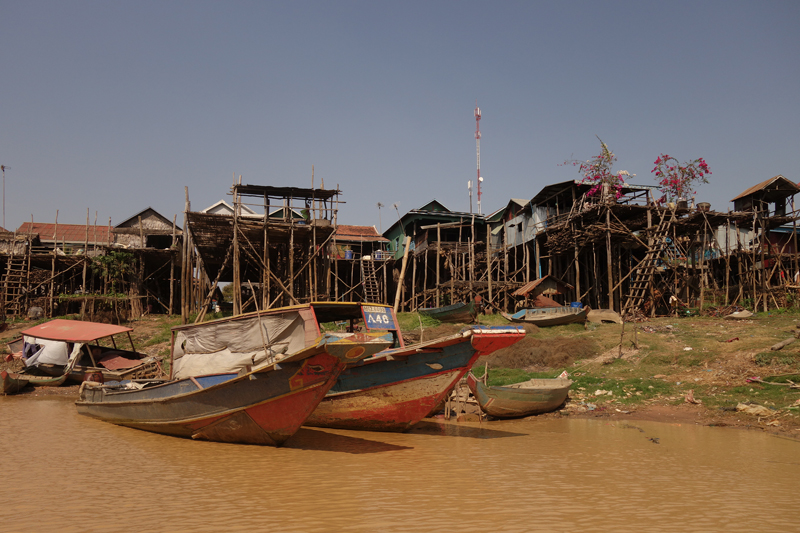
[2,395,798,532]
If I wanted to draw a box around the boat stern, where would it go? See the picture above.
[465,325,526,356]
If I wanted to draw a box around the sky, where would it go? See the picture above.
[1,1,798,232]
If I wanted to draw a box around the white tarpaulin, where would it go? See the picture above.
[23,337,70,366]
[24,340,84,368]
[172,312,307,379]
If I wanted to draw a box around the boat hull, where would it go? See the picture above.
[467,373,572,418]
[501,306,589,327]
[418,301,477,324]
[1,370,30,395]
[76,352,343,446]
[305,326,525,431]
[2,367,72,395]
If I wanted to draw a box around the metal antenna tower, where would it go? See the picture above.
[474,103,483,214]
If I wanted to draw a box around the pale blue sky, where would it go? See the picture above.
[2,1,798,230]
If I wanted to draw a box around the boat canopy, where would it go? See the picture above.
[22,319,132,343]
[171,310,309,379]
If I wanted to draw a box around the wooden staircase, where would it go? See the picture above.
[621,209,676,318]
[3,253,30,317]
[360,258,382,303]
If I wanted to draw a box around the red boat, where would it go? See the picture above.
[304,314,526,432]
[76,305,392,445]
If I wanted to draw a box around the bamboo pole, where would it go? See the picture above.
[436,224,441,306]
[233,185,241,315]
[486,224,492,303]
[181,187,190,323]
[81,208,89,319]
[393,236,412,313]
[606,208,613,310]
[50,210,58,318]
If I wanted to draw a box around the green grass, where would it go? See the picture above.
[396,312,441,331]
[703,382,800,410]
[140,316,182,347]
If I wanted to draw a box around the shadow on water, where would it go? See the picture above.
[407,420,527,439]
[284,427,414,453]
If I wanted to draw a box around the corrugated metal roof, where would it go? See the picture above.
[512,275,574,297]
[730,175,800,202]
[512,278,547,297]
[16,222,112,244]
[22,319,132,342]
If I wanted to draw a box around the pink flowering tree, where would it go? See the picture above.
[652,154,711,203]
[565,138,632,201]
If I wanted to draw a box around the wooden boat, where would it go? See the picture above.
[501,306,589,327]
[17,319,161,384]
[418,301,477,324]
[466,372,572,418]
[76,305,393,445]
[304,321,526,432]
[2,365,73,395]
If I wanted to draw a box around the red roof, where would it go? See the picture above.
[334,225,388,242]
[22,319,132,342]
[16,222,112,245]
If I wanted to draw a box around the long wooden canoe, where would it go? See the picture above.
[1,370,69,395]
[501,306,589,327]
[2,349,84,395]
[418,301,477,324]
[466,372,572,418]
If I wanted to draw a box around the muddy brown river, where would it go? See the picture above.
[1,395,797,532]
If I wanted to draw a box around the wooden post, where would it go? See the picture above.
[573,223,580,303]
[436,224,441,306]
[81,208,89,319]
[647,206,655,317]
[289,222,295,302]
[487,224,492,303]
[760,216,768,312]
[793,197,798,287]
[181,187,190,323]
[469,215,475,292]
[724,217,730,306]
[49,210,58,318]
[265,195,271,308]
[423,245,429,306]
[393,236,412,313]
[606,208,613,310]
[169,255,174,315]
[411,246,417,309]
[232,186,241,315]
[700,226,707,312]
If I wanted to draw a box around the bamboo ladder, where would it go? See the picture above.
[360,257,382,303]
[621,208,676,318]
[2,238,31,317]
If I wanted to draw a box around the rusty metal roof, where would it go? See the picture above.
[16,222,112,244]
[334,225,389,242]
[22,319,132,342]
[512,275,574,297]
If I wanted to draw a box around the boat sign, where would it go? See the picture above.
[362,306,396,330]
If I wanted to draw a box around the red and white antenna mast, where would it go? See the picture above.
[474,102,483,214]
